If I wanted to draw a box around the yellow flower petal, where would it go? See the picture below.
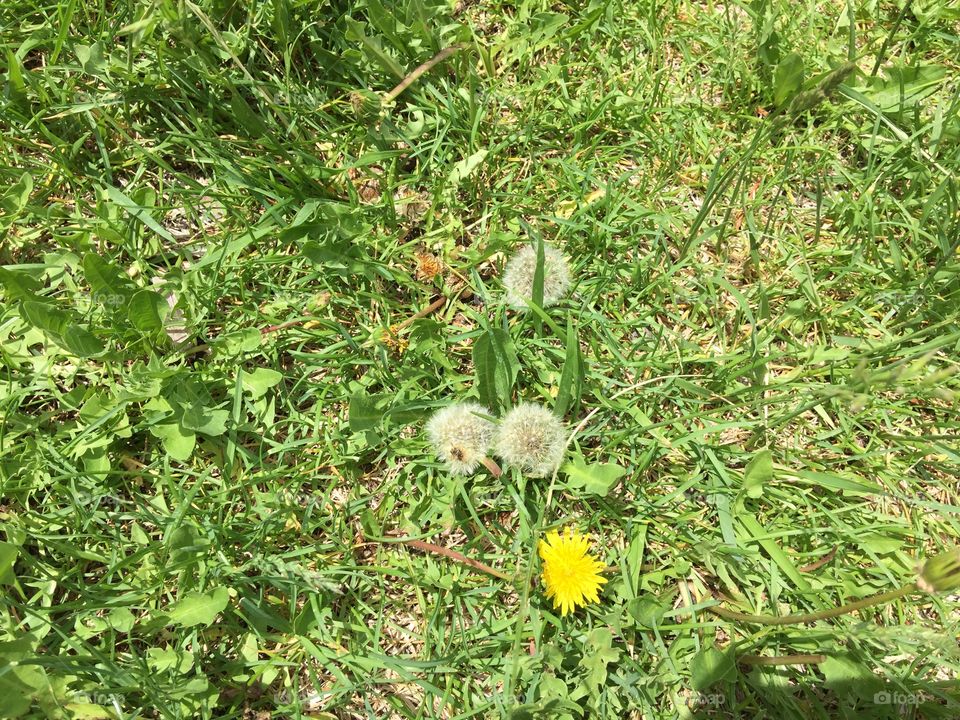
[539,527,607,616]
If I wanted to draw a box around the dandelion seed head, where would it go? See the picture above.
[502,243,571,310]
[918,547,960,593]
[494,403,566,477]
[539,527,607,616]
[426,402,495,475]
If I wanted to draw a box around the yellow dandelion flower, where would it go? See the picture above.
[538,527,607,616]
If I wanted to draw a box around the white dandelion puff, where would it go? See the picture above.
[426,402,496,475]
[502,243,571,310]
[494,403,566,477]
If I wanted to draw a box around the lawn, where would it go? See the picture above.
[1,0,959,718]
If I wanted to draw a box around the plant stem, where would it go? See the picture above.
[398,538,512,581]
[481,456,502,478]
[706,583,918,625]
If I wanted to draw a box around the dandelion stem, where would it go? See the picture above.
[481,456,502,478]
[383,44,468,105]
[706,583,917,625]
[393,295,448,331]
[396,538,512,582]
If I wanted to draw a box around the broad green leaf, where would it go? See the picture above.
[106,607,135,632]
[214,328,261,354]
[147,646,194,673]
[861,64,946,112]
[150,422,196,461]
[448,149,488,187]
[20,301,69,335]
[302,239,369,276]
[528,12,569,50]
[349,393,382,432]
[579,628,619,693]
[563,455,626,496]
[0,669,35,717]
[128,290,167,332]
[20,301,104,356]
[166,587,229,628]
[60,325,105,357]
[82,252,130,303]
[743,449,773,499]
[821,655,880,697]
[0,172,32,219]
[75,42,107,75]
[240,368,284,399]
[0,267,40,301]
[0,541,19,584]
[229,89,268,137]
[473,328,519,413]
[773,53,804,106]
[180,405,229,436]
[690,644,736,691]
[627,596,668,628]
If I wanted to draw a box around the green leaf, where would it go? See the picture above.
[180,404,229,436]
[106,607,136,632]
[349,393,382,432]
[20,301,104,356]
[627,596,668,628]
[150,422,196,461]
[20,301,69,335]
[147,647,194,673]
[0,669,35,717]
[555,315,583,415]
[166,587,229,628]
[0,172,32,219]
[75,42,107,75]
[579,628,619,693]
[239,368,283,399]
[214,328,262,354]
[104,185,176,243]
[473,328,519,413]
[743,449,773,498]
[563,454,626,496]
[229,88,268,137]
[82,252,130,303]
[448,149,488,187]
[861,64,946,112]
[302,239,371,277]
[690,644,736,691]
[128,290,167,332]
[821,655,880,697]
[0,268,40,302]
[60,325,105,357]
[0,541,20,584]
[736,514,810,591]
[5,49,27,110]
[773,52,804,106]
[344,18,405,78]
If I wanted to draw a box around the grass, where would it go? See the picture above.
[1,0,959,718]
